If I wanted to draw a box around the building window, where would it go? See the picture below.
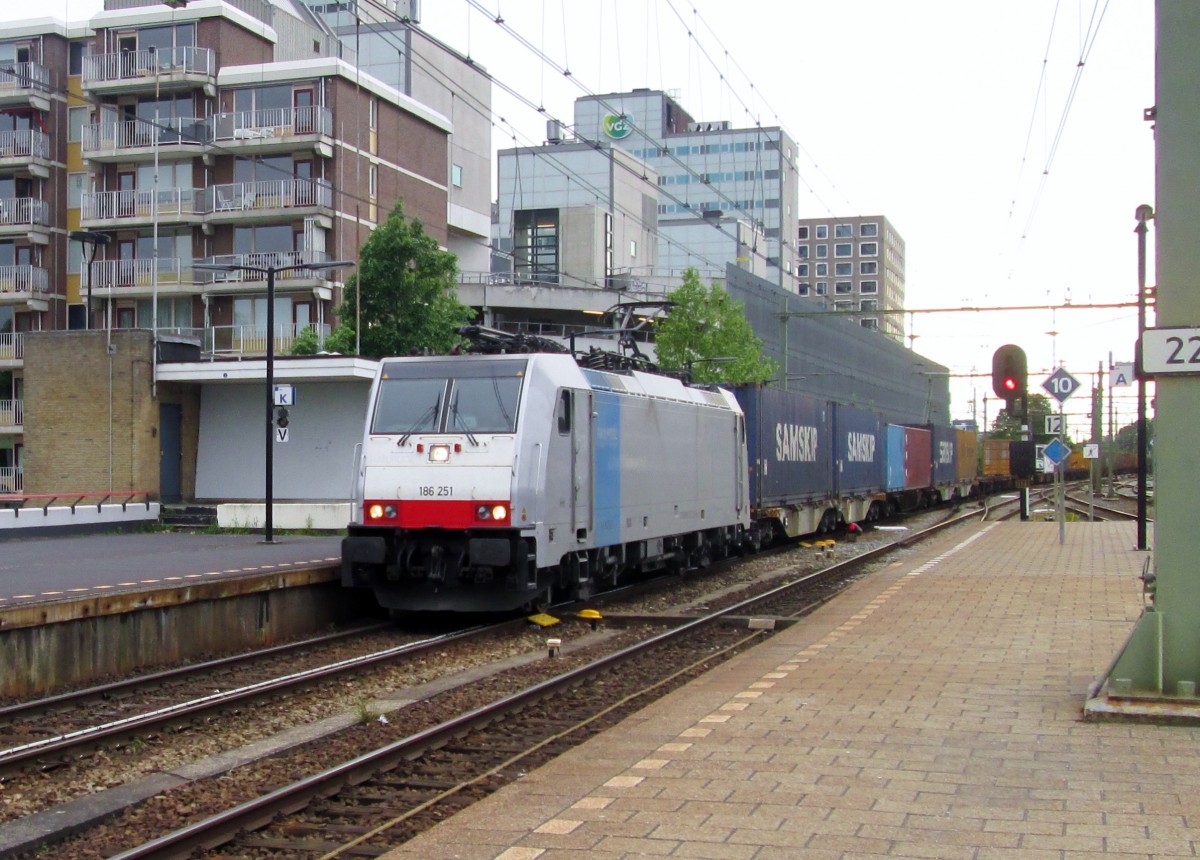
[798,283,810,296]
[834,243,852,257]
[834,301,852,311]
[798,225,809,240]
[368,164,377,198]
[861,299,878,312]
[68,106,88,142]
[860,280,878,294]
[834,224,853,238]
[451,163,463,188]
[860,260,878,275]
[815,244,827,259]
[67,172,86,208]
[815,282,827,296]
[369,97,378,130]
[815,225,828,239]
[860,222,878,237]
[69,42,87,76]
[834,262,852,276]
[859,242,878,256]
[798,244,809,259]
[513,208,559,284]
[816,263,828,277]
[629,240,637,257]
[798,263,808,277]
[860,318,879,330]
[835,281,852,294]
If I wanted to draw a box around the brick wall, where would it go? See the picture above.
[22,331,198,499]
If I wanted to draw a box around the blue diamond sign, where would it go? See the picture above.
[1043,437,1071,467]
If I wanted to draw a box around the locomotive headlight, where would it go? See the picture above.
[368,503,384,520]
[491,504,508,521]
[384,504,397,518]
[476,505,491,520]
[367,504,397,521]
[429,444,451,462]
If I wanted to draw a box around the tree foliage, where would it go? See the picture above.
[328,203,473,358]
[653,268,776,384]
[989,393,1055,441]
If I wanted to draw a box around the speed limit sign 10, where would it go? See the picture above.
[1042,367,1081,404]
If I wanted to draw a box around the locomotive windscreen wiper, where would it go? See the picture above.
[449,398,479,446]
[398,396,441,446]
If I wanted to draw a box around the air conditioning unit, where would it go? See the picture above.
[546,119,563,144]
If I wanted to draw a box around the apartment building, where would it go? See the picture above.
[1,0,487,496]
[796,214,906,342]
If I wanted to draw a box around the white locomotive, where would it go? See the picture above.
[342,351,750,612]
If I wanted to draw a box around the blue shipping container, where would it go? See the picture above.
[734,386,833,507]
[884,424,907,491]
[930,424,958,486]
[833,403,884,496]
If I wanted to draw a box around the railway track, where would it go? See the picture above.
[57,508,988,860]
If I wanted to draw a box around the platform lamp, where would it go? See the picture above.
[69,230,110,331]
[194,257,354,544]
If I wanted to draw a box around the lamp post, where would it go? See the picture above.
[194,258,354,543]
[69,230,110,330]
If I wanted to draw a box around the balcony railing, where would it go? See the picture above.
[157,323,331,357]
[0,466,22,494]
[0,61,50,94]
[0,398,22,426]
[82,46,215,86]
[0,266,47,295]
[210,106,333,142]
[0,197,50,227]
[0,332,22,360]
[90,258,195,290]
[81,188,205,222]
[206,178,332,214]
[201,250,332,282]
[81,117,210,155]
[0,129,49,160]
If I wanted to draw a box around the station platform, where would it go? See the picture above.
[383,520,1200,860]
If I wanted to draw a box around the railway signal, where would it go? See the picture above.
[992,344,1028,418]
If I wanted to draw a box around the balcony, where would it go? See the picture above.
[201,322,332,358]
[0,265,49,310]
[81,117,210,163]
[80,188,206,230]
[0,129,51,178]
[0,465,21,494]
[0,62,51,111]
[210,106,334,157]
[0,197,51,244]
[0,398,21,433]
[0,332,22,366]
[81,47,216,97]
[90,257,197,299]
[200,250,339,300]
[205,178,333,226]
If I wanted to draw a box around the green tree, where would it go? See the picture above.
[989,392,1054,441]
[653,268,776,384]
[329,203,472,358]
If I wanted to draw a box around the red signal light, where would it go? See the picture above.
[1003,377,1017,392]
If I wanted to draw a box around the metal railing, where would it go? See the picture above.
[81,188,205,222]
[82,46,215,85]
[0,61,50,93]
[198,323,331,357]
[0,129,49,160]
[210,106,333,142]
[0,398,22,426]
[0,266,47,294]
[206,178,332,213]
[0,197,50,227]
[0,466,22,494]
[202,250,332,282]
[89,257,194,290]
[81,116,210,154]
[102,0,274,24]
[0,332,22,360]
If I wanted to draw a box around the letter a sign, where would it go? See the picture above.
[1110,363,1134,387]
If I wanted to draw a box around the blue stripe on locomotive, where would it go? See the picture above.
[833,403,884,496]
[884,424,907,491]
[734,385,833,506]
[592,389,622,546]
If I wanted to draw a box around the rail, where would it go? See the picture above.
[82,46,215,85]
[0,265,47,295]
[0,129,49,160]
[0,332,22,360]
[0,197,50,227]
[0,61,51,93]
[210,106,333,141]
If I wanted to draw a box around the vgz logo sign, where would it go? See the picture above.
[603,114,633,139]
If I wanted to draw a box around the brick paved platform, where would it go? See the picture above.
[384,520,1200,860]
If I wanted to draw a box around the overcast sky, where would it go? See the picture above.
[13,1,1156,431]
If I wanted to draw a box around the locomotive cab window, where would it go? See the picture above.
[373,359,526,436]
[557,390,572,434]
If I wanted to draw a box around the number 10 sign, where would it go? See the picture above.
[1141,327,1200,376]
